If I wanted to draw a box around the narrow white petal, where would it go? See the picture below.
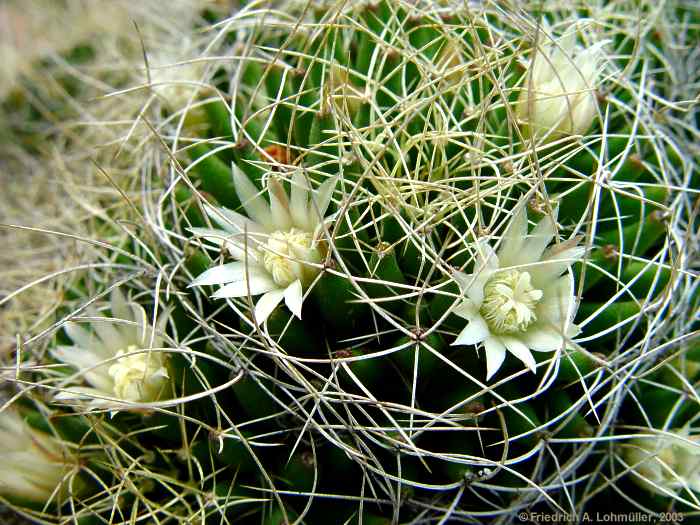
[308,176,338,228]
[52,346,114,393]
[52,345,104,370]
[110,288,132,321]
[575,40,607,84]
[452,314,490,346]
[190,262,246,287]
[129,303,150,347]
[501,336,537,373]
[225,235,261,264]
[530,244,585,289]
[254,289,286,324]
[154,309,170,347]
[498,205,528,268]
[538,273,575,326]
[204,203,263,235]
[484,336,507,381]
[452,299,477,320]
[522,325,564,352]
[514,208,558,266]
[452,270,472,291]
[188,227,230,247]
[212,273,278,299]
[570,94,597,135]
[64,323,107,356]
[84,370,116,394]
[90,317,126,354]
[283,279,304,319]
[454,270,492,307]
[233,165,274,230]
[268,178,293,231]
[475,240,499,270]
[290,171,311,230]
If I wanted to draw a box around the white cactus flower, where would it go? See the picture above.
[620,429,700,496]
[190,167,337,324]
[52,289,171,407]
[0,409,74,503]
[517,26,606,137]
[451,205,584,380]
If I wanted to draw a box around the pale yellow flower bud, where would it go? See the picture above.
[517,29,605,138]
[621,430,700,495]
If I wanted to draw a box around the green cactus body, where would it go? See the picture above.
[4,1,695,523]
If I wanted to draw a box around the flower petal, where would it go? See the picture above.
[522,325,564,352]
[128,303,151,347]
[290,171,311,231]
[475,239,499,270]
[51,346,114,393]
[453,314,490,346]
[90,315,126,353]
[268,177,293,231]
[190,262,246,287]
[452,299,477,320]
[204,203,263,235]
[454,270,492,307]
[233,165,274,231]
[226,235,261,263]
[52,345,104,370]
[64,323,108,357]
[188,227,231,247]
[308,176,338,229]
[501,335,537,373]
[254,289,286,324]
[514,208,558,267]
[110,288,133,321]
[284,279,304,319]
[530,243,585,288]
[497,205,528,268]
[569,94,597,135]
[484,336,507,381]
[538,273,576,326]
[212,272,278,299]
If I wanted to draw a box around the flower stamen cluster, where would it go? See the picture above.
[480,270,543,334]
[108,345,169,402]
[261,229,315,287]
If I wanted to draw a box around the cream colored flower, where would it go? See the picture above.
[451,205,584,380]
[620,429,700,496]
[52,289,171,407]
[0,409,75,503]
[517,26,606,137]
[190,167,337,324]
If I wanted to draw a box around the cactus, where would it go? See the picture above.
[1,1,698,523]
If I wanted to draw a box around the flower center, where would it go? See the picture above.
[261,228,317,287]
[479,270,543,335]
[107,345,169,402]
